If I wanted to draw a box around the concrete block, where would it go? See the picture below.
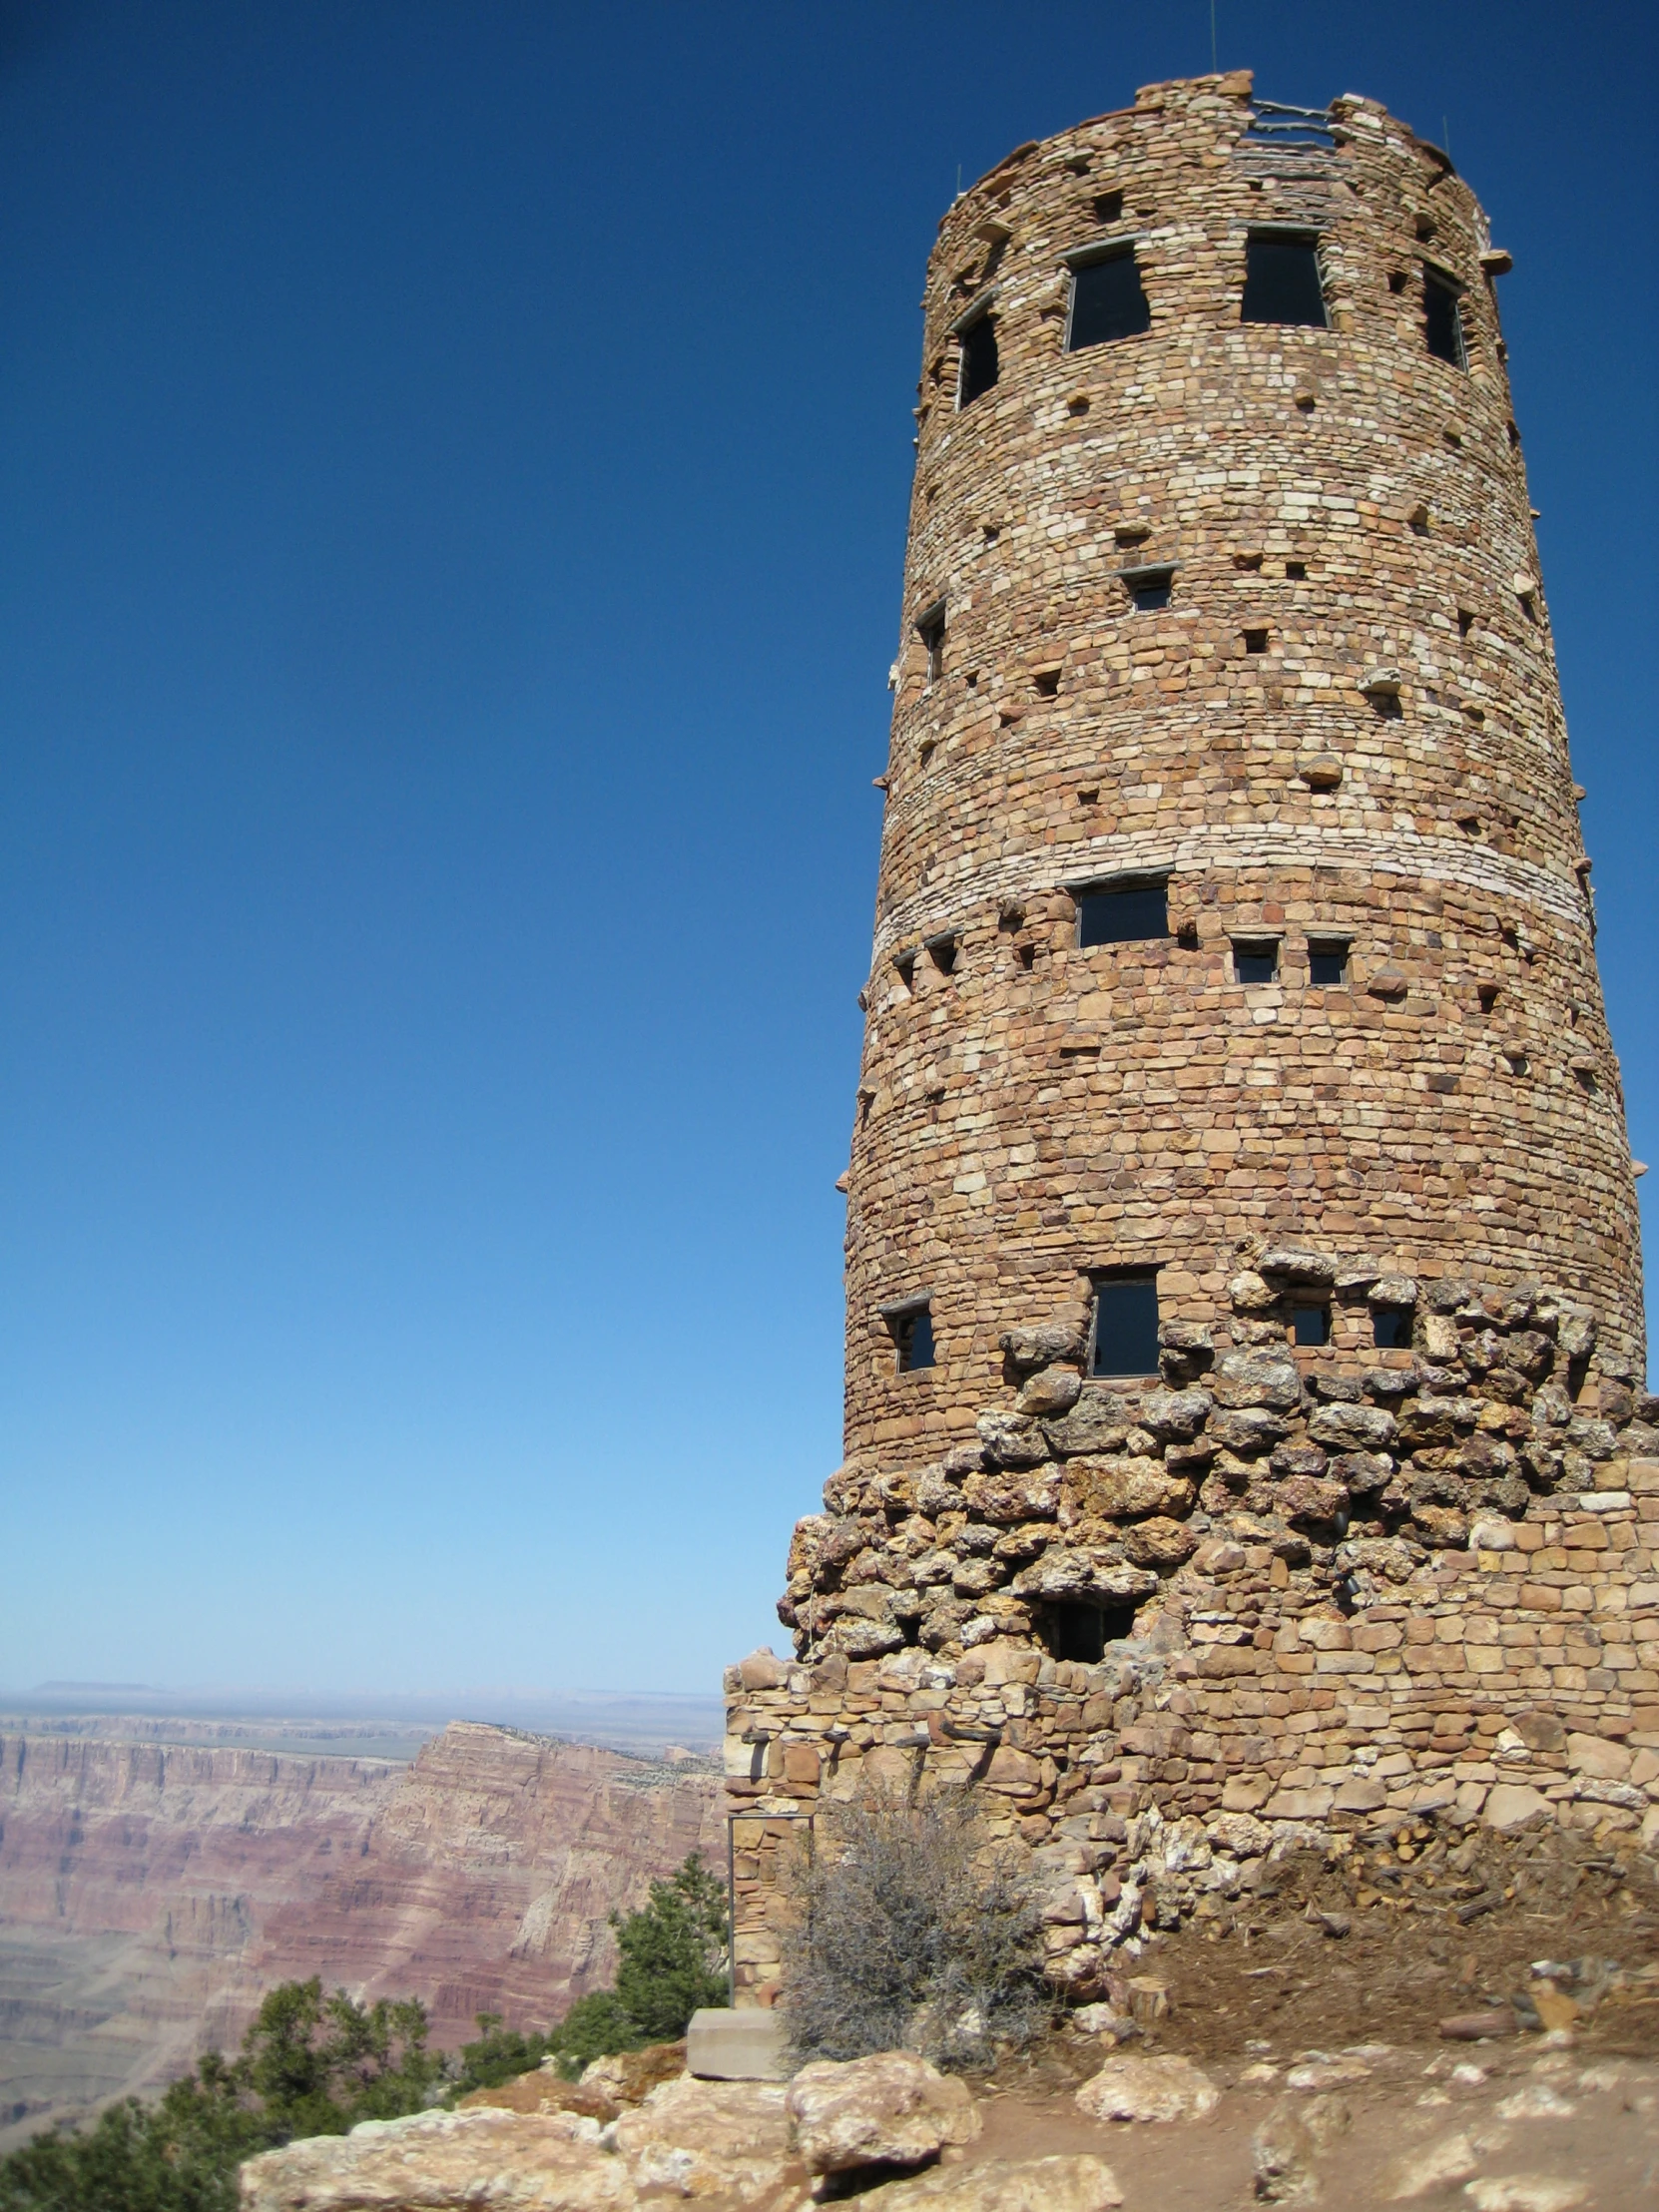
[687,2007,793,2082]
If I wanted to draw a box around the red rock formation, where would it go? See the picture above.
[0,1723,721,2146]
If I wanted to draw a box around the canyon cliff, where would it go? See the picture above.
[0,1722,721,2147]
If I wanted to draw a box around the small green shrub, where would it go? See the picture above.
[778,1788,1048,2070]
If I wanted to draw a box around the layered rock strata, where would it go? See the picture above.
[0,1723,719,2146]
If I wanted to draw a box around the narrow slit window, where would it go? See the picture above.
[1423,272,1466,367]
[957,313,999,406]
[1077,879,1169,946]
[1066,248,1151,350]
[1292,1305,1331,1348]
[915,598,945,683]
[1233,938,1280,984]
[1374,1309,1413,1350]
[1308,939,1351,986]
[890,1303,935,1374]
[1090,1271,1160,1379]
[1241,233,1328,327]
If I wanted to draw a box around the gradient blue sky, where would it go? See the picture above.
[2,1,1654,1703]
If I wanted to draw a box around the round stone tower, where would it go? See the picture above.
[725,83,1655,2003]
[845,69,1642,1465]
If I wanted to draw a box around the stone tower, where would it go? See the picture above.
[725,76,1655,2002]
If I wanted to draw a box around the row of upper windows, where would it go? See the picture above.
[891,882,1352,988]
[953,233,1467,408]
[886,1269,1412,1380]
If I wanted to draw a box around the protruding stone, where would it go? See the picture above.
[1212,1353,1304,1412]
[1017,1366,1083,1417]
[1228,1270,1278,1315]
[1369,1274,1418,1309]
[999,1322,1085,1373]
[1258,1246,1337,1286]
[975,1411,1051,1467]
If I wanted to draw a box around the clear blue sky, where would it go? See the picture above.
[2,1,1653,1703]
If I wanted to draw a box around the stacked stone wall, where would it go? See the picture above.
[726,73,1650,2002]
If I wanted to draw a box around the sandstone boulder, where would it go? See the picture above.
[1074,2051,1221,2124]
[1139,1386,1213,1440]
[1017,1367,1082,1416]
[1212,1353,1304,1412]
[1308,1401,1397,1451]
[1121,1514,1198,1567]
[786,2050,980,2175]
[612,2074,793,2201]
[1064,1456,1193,1519]
[872,2154,1124,2210]
[239,2108,637,2212]
[975,1411,1051,1467]
[1044,1391,1136,1457]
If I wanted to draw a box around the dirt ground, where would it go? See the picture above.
[863,1820,1659,2208]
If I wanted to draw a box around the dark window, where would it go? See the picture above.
[1242,235,1328,327]
[1077,880,1169,946]
[1374,1308,1413,1350]
[1244,628,1270,654]
[893,951,915,992]
[915,599,945,681]
[1091,1273,1160,1379]
[1092,190,1124,225]
[926,935,957,975]
[957,314,999,406]
[1424,273,1465,367]
[1292,1305,1331,1347]
[1234,939,1280,984]
[1308,940,1351,986]
[1036,1595,1139,1661]
[1123,564,1174,611]
[1067,251,1151,349]
[893,1305,935,1373]
[1286,560,1308,579]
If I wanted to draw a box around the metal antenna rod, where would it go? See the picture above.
[1210,0,1218,74]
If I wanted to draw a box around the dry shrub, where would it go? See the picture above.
[778,1787,1049,2069]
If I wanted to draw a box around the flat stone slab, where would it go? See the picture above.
[686,2005,792,2081]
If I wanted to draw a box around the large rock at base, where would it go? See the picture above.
[1483,1782,1553,1833]
[786,2050,980,2176]
[612,2074,793,2200]
[872,2154,1124,2210]
[238,2108,637,2211]
[578,2041,688,2106]
[1074,2052,1221,2124]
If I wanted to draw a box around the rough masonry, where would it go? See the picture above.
[725,72,1653,2003]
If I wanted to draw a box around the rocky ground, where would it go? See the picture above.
[239,1821,1657,2210]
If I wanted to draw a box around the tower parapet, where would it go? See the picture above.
[725,74,1654,2004]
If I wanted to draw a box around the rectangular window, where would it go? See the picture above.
[1423,272,1466,367]
[1308,939,1351,986]
[915,598,945,683]
[1241,233,1328,327]
[1091,1272,1160,1379]
[1374,1308,1413,1350]
[1066,249,1151,349]
[1077,879,1169,946]
[1121,562,1175,611]
[957,313,999,406]
[1233,938,1280,984]
[1292,1305,1331,1347]
[890,1303,935,1374]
